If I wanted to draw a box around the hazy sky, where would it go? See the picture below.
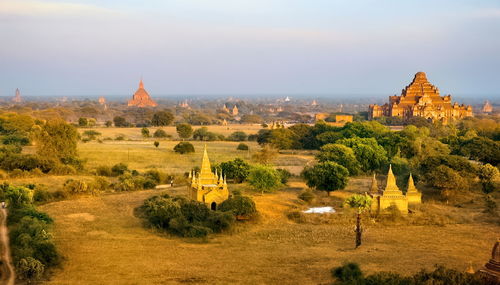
[1,0,499,97]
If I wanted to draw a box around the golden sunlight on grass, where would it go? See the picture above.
[39,184,497,285]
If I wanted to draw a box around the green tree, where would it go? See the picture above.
[34,120,80,165]
[247,165,281,194]
[302,161,349,195]
[174,142,195,154]
[217,158,251,183]
[269,128,299,149]
[105,120,112,127]
[141,127,150,138]
[219,195,257,219]
[176,123,193,140]
[458,136,500,165]
[424,165,465,198]
[478,164,499,193]
[153,129,168,138]
[78,117,88,127]
[152,111,174,126]
[113,116,128,127]
[228,131,247,141]
[193,127,218,141]
[237,143,249,151]
[316,144,361,176]
[344,194,372,248]
[338,137,388,173]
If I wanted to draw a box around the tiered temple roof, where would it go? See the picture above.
[189,145,229,209]
[369,72,473,122]
[127,79,157,107]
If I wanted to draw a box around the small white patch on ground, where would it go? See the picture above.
[303,207,336,214]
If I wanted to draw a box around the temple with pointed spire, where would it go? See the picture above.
[127,79,158,107]
[368,165,422,214]
[189,145,229,210]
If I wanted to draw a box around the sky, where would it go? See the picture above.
[0,0,499,97]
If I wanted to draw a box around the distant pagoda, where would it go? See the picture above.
[127,79,157,107]
[12,88,23,103]
[482,101,493,113]
[369,72,473,123]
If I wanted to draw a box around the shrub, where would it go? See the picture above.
[48,164,76,175]
[141,127,150,138]
[33,188,53,203]
[111,163,128,176]
[9,169,28,178]
[2,134,30,146]
[0,185,33,208]
[96,165,112,176]
[82,130,101,140]
[115,135,126,141]
[30,168,44,177]
[276,168,292,184]
[219,195,257,219]
[144,169,165,183]
[237,143,249,151]
[153,129,169,138]
[331,262,364,283]
[154,141,160,148]
[63,179,89,194]
[52,190,70,200]
[247,165,282,193]
[174,142,195,154]
[298,191,315,203]
[91,176,110,191]
[114,174,138,191]
[17,257,45,281]
[141,195,235,237]
[206,211,235,233]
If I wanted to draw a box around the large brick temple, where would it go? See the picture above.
[369,72,472,123]
[127,79,157,107]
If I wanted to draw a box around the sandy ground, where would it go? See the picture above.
[39,187,499,285]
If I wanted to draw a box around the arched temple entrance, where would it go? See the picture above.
[210,202,217,211]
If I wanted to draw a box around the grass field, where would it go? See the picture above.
[38,182,498,285]
[4,130,498,284]
[79,124,264,140]
[78,140,314,175]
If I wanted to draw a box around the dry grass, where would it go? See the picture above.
[38,181,499,285]
[78,141,258,173]
[79,124,263,140]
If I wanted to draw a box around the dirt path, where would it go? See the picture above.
[0,208,15,285]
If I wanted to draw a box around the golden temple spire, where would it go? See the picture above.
[384,164,402,193]
[199,144,213,181]
[139,78,144,89]
[407,173,417,193]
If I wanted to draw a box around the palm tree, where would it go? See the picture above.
[344,194,372,248]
